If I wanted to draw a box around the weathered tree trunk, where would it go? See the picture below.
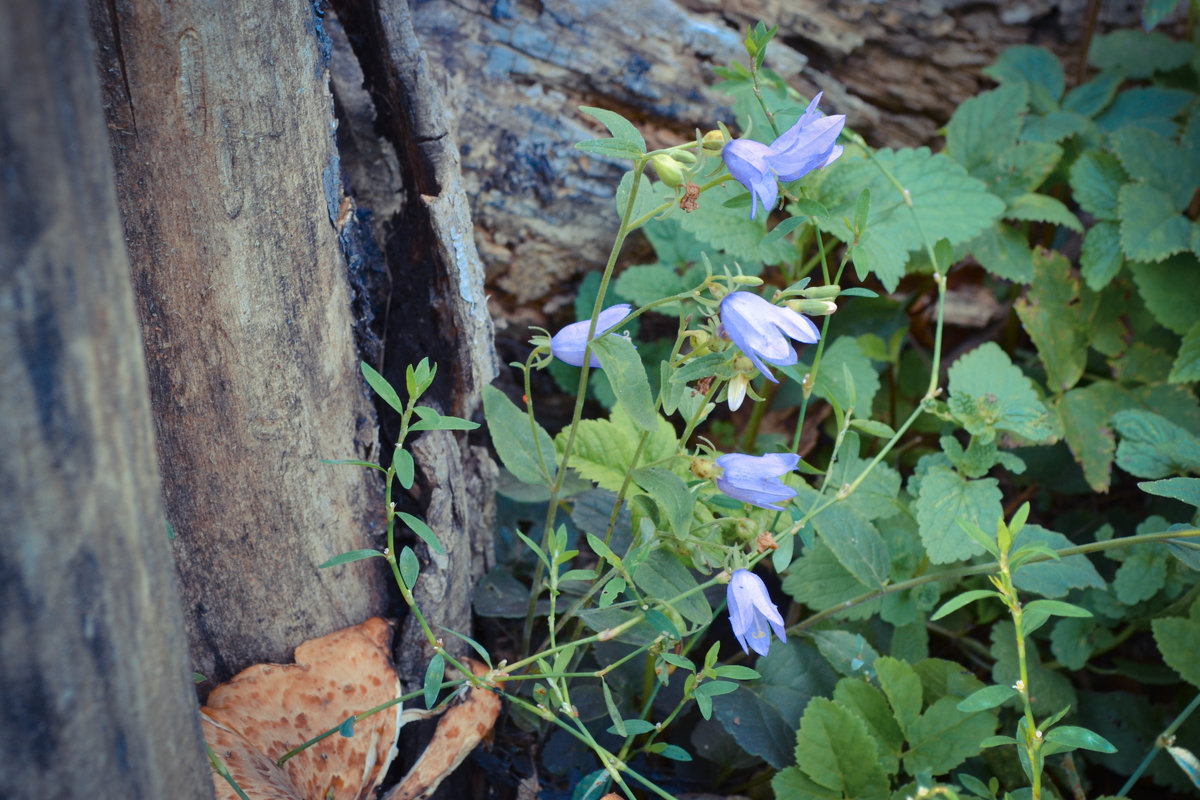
[405,0,1143,315]
[0,1,210,796]
[89,1,393,685]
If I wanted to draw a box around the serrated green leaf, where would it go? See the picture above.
[818,148,1005,291]
[1170,320,1200,383]
[1096,87,1194,138]
[1006,192,1083,232]
[1090,30,1194,78]
[1120,183,1192,263]
[958,684,1017,712]
[677,180,793,269]
[579,106,646,151]
[781,541,880,620]
[834,678,904,774]
[1080,222,1124,290]
[970,222,1034,282]
[1050,617,1114,670]
[633,467,694,539]
[1112,408,1200,478]
[1021,110,1091,143]
[771,767,844,800]
[1154,606,1200,688]
[557,406,675,492]
[1114,542,1170,604]
[482,385,556,485]
[613,263,701,315]
[1070,150,1127,221]
[398,512,444,554]
[1015,250,1087,393]
[793,697,891,798]
[947,83,1029,173]
[796,486,890,589]
[1129,254,1200,335]
[1112,127,1198,208]
[812,630,879,677]
[916,466,1004,564]
[362,362,404,414]
[904,697,999,776]
[984,45,1064,102]
[318,549,384,569]
[947,342,1055,443]
[1055,381,1123,491]
[590,334,655,433]
[793,336,880,419]
[1063,69,1124,118]
[1140,477,1200,508]
[875,656,923,734]
[1011,524,1106,598]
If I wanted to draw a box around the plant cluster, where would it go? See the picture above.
[243,12,1200,800]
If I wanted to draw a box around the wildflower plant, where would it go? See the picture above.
[290,16,1200,800]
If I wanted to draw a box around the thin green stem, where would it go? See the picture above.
[1119,691,1200,796]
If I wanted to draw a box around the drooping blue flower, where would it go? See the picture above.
[714,452,800,511]
[550,304,632,367]
[719,291,819,381]
[727,568,787,657]
[721,92,846,219]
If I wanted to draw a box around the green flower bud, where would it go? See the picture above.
[801,284,841,299]
[690,456,718,480]
[787,298,838,316]
[650,154,686,188]
[702,129,726,153]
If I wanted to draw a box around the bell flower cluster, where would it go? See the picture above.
[720,291,819,384]
[722,92,845,219]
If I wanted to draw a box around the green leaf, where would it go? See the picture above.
[850,418,896,439]
[1055,381,1123,491]
[608,718,654,736]
[398,512,444,554]
[482,385,556,485]
[408,405,480,432]
[796,487,890,590]
[361,362,403,414]
[713,640,838,769]
[399,545,419,589]
[1170,320,1200,383]
[677,179,794,269]
[984,46,1064,102]
[1096,87,1194,138]
[1111,127,1198,208]
[651,743,692,761]
[1139,477,1200,508]
[1011,525,1106,598]
[812,630,879,677]
[613,263,702,315]
[1154,604,1200,688]
[793,697,891,799]
[558,407,676,493]
[713,664,761,681]
[1070,150,1127,221]
[947,342,1055,443]
[915,466,1004,564]
[931,589,1003,621]
[318,549,384,569]
[1129,254,1200,335]
[578,106,646,152]
[792,337,880,419]
[1015,250,1087,393]
[875,656,923,734]
[970,222,1034,283]
[339,716,356,737]
[1114,541,1170,605]
[957,684,1017,712]
[1080,222,1124,290]
[946,83,1029,173]
[1021,111,1090,143]
[472,568,551,618]
[1050,617,1114,670]
[834,678,904,775]
[1006,193,1082,233]
[575,137,644,159]
[632,549,710,626]
[818,148,1005,291]
[782,540,880,620]
[1063,70,1124,118]
[423,653,444,710]
[591,334,655,433]
[990,621,1076,717]
[1044,725,1118,753]
[1089,30,1194,78]
[1112,408,1200,478]
[1120,183,1192,263]
[633,467,694,539]
[1143,0,1182,30]
[904,697,999,776]
[394,449,415,489]
[824,433,903,521]
[615,171,673,231]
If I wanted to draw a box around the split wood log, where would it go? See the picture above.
[0,0,210,795]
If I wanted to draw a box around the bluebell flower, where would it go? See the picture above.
[722,92,846,219]
[720,292,819,382]
[550,304,632,367]
[727,568,787,657]
[715,452,800,511]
